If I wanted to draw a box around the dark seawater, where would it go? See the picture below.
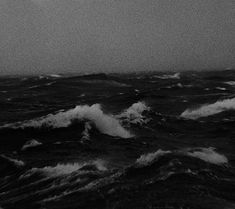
[0,71,235,209]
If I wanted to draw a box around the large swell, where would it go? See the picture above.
[0,71,235,209]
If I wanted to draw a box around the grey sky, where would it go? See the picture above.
[0,0,234,75]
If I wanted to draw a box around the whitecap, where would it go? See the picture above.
[154,73,180,80]
[21,139,42,151]
[49,74,62,78]
[215,87,226,91]
[187,147,228,165]
[2,104,133,138]
[180,97,235,119]
[21,159,107,178]
[135,147,228,167]
[0,155,25,167]
[136,149,171,166]
[117,101,150,125]
[224,81,235,86]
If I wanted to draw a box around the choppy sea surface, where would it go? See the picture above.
[0,71,235,209]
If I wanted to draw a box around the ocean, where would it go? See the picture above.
[0,71,235,209]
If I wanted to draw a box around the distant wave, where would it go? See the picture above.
[136,147,228,166]
[1,104,133,138]
[215,87,226,91]
[164,83,184,89]
[180,97,235,119]
[154,73,180,80]
[79,80,131,87]
[224,81,235,86]
[21,139,42,151]
[49,74,62,78]
[0,155,25,167]
[136,149,171,166]
[28,81,56,89]
[38,74,62,80]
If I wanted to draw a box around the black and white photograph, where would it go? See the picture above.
[0,1,234,208]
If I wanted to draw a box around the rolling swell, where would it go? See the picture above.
[0,148,234,209]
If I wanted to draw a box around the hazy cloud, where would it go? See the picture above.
[0,0,234,75]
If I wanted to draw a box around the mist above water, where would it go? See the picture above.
[0,0,234,75]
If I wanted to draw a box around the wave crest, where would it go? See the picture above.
[136,149,171,166]
[136,147,228,166]
[180,97,235,119]
[154,73,180,80]
[187,147,228,164]
[21,159,107,178]
[1,104,133,138]
[0,155,25,167]
[21,139,42,151]
[118,101,150,125]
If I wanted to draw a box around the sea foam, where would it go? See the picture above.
[118,101,150,125]
[180,97,235,119]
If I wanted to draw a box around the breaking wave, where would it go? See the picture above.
[21,159,107,178]
[117,101,150,125]
[224,81,235,86]
[215,87,226,91]
[136,147,228,166]
[0,155,25,167]
[180,97,235,119]
[136,149,171,166]
[21,139,42,151]
[187,147,228,164]
[1,104,133,138]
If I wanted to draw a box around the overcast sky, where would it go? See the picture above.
[0,0,234,75]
